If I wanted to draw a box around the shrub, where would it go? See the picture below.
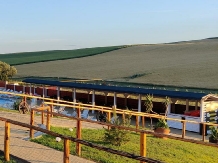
[104,108,131,146]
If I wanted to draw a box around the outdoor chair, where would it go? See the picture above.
[81,109,89,119]
[110,116,119,124]
[71,111,77,117]
[58,106,68,115]
[53,106,59,113]
[29,98,38,108]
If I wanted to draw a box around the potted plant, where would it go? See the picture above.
[154,118,170,139]
[209,126,218,143]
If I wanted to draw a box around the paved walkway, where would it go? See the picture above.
[0,110,209,163]
[0,111,97,163]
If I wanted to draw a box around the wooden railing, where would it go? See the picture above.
[30,105,218,163]
[1,91,218,163]
[0,115,163,163]
[1,90,218,141]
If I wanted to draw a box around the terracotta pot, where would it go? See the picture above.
[154,128,170,139]
[209,137,218,143]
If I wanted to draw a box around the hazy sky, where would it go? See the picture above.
[0,0,217,54]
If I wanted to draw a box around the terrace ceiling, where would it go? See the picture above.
[22,79,207,100]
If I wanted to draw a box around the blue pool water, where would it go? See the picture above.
[0,98,15,109]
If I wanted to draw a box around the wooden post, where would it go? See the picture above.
[182,121,186,139]
[4,122,10,162]
[202,123,206,142]
[50,100,54,117]
[64,139,70,163]
[142,116,145,128]
[136,115,139,131]
[195,101,198,110]
[24,96,27,103]
[76,105,81,156]
[47,106,51,130]
[107,112,111,130]
[30,110,34,138]
[140,132,146,163]
[122,112,125,122]
[41,104,44,124]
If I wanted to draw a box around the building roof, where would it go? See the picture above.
[22,79,207,100]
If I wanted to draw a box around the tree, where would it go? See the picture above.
[0,61,17,81]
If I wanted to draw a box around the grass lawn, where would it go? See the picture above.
[0,46,124,65]
[31,126,218,163]
[0,150,27,163]
[0,156,16,163]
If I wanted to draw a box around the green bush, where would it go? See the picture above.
[104,108,131,146]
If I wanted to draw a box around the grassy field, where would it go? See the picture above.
[0,46,124,65]
[31,126,218,163]
[13,38,218,89]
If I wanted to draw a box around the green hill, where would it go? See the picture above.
[0,46,124,65]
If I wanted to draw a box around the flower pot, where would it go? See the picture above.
[154,128,170,139]
[209,137,218,143]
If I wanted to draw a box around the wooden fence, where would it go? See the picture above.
[0,115,163,163]
[1,91,218,163]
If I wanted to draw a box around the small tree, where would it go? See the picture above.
[0,61,17,81]
[104,107,131,146]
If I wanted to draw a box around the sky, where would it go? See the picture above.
[0,0,218,54]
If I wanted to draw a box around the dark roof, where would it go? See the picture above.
[22,79,207,100]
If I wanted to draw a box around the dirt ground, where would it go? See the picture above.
[15,38,218,89]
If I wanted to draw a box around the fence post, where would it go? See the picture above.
[47,106,51,130]
[64,139,70,163]
[24,96,27,103]
[122,112,125,122]
[107,112,111,130]
[142,116,145,128]
[50,100,54,117]
[30,110,34,138]
[76,105,81,156]
[202,123,206,142]
[136,115,139,131]
[140,131,146,163]
[41,103,44,124]
[4,121,10,162]
[182,121,186,139]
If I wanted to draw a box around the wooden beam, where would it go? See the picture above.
[47,106,51,130]
[136,116,139,131]
[41,103,44,124]
[4,122,10,162]
[107,112,111,130]
[30,110,34,138]
[76,105,81,156]
[64,139,70,163]
[182,121,186,139]
[140,132,146,163]
[142,116,145,128]
[202,123,206,142]
[195,101,198,110]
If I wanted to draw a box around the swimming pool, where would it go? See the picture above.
[0,98,16,110]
